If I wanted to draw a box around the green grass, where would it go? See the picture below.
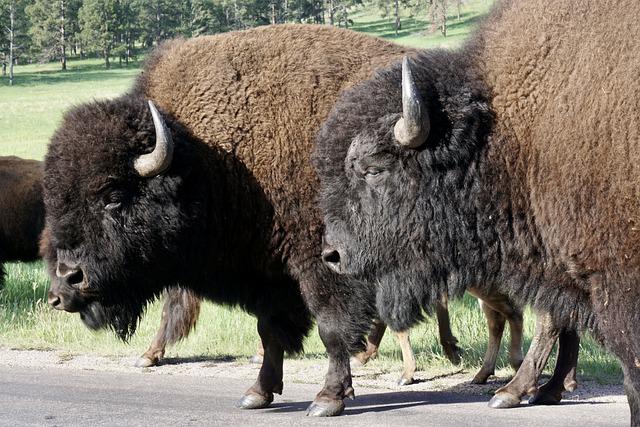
[0,58,142,160]
[0,0,623,384]
[349,0,495,48]
[0,261,622,383]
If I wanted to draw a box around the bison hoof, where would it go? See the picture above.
[488,393,521,409]
[306,399,345,417]
[237,392,273,409]
[248,355,263,364]
[444,348,462,366]
[471,373,490,385]
[564,380,578,392]
[398,377,414,386]
[134,356,158,368]
[529,392,561,406]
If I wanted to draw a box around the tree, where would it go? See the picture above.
[27,0,81,70]
[1,0,29,85]
[79,0,120,68]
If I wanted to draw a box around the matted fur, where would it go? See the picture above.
[314,0,640,421]
[0,156,44,287]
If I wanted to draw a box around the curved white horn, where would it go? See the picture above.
[393,57,430,148]
[134,100,174,177]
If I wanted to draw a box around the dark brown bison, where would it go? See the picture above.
[0,156,45,286]
[43,25,413,417]
[43,24,578,417]
[314,0,635,422]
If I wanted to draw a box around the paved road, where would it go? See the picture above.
[0,365,628,426]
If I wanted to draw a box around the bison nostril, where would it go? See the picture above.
[48,292,61,308]
[322,249,341,265]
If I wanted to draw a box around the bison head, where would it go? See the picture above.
[43,98,205,339]
[313,55,493,329]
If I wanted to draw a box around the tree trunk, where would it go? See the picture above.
[429,0,437,33]
[457,0,461,21]
[394,0,400,36]
[104,50,110,69]
[385,0,390,19]
[60,0,67,71]
[9,0,15,86]
[155,0,162,43]
[271,1,276,24]
[329,0,334,25]
[441,0,447,37]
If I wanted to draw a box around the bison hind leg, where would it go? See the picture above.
[135,287,201,368]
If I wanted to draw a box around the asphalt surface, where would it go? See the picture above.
[0,365,629,427]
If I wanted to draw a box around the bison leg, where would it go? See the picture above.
[488,312,558,409]
[529,329,579,405]
[249,341,265,364]
[394,330,416,385]
[436,295,462,365]
[472,300,506,384]
[135,287,201,368]
[307,318,355,417]
[352,319,387,366]
[238,316,284,410]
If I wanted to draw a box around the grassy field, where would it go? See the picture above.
[0,0,623,384]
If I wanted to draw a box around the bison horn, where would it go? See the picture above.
[393,57,430,148]
[134,100,174,177]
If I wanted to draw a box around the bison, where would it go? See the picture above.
[0,156,241,367]
[313,0,636,422]
[0,156,45,287]
[44,24,578,416]
[43,25,414,417]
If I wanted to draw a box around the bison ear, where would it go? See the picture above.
[134,100,174,178]
[393,57,430,149]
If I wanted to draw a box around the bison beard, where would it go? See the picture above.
[314,0,640,424]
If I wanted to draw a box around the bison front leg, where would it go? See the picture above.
[135,287,201,368]
[529,329,579,405]
[238,316,284,410]
[489,312,558,408]
[307,317,355,417]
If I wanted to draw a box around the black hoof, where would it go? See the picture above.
[529,392,561,406]
[398,377,414,386]
[488,393,521,409]
[306,399,345,417]
[237,392,273,409]
[134,356,157,368]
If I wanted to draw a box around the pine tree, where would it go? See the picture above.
[27,0,81,70]
[78,0,120,68]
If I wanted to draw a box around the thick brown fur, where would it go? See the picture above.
[314,0,640,422]
[0,156,45,287]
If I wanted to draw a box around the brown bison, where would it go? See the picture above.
[314,0,635,422]
[0,156,45,286]
[43,24,576,416]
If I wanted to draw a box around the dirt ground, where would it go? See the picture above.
[0,348,625,405]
